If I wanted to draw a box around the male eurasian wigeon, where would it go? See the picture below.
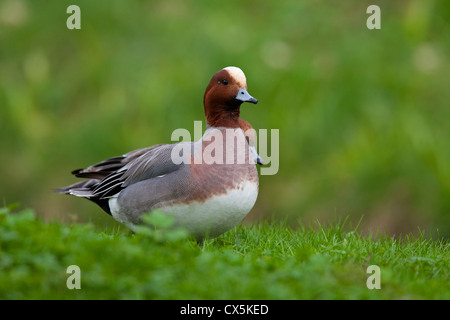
[57,67,261,241]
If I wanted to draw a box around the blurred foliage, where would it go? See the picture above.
[0,0,449,236]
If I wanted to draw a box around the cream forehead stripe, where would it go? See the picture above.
[224,66,247,88]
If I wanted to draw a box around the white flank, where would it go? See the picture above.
[108,180,258,239]
[108,194,138,231]
[161,180,258,240]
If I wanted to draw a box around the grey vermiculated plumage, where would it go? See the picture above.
[56,143,188,214]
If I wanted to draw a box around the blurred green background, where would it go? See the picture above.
[0,0,449,237]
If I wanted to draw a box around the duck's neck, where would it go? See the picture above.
[205,106,240,128]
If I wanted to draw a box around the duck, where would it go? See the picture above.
[57,66,261,241]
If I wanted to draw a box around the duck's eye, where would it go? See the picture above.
[221,79,228,85]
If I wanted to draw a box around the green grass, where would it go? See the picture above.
[0,206,448,300]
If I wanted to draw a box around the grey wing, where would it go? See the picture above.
[71,145,164,180]
[91,143,184,199]
[58,143,188,201]
[115,164,194,219]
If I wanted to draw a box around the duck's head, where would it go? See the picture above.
[204,67,257,128]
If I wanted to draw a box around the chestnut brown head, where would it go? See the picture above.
[203,67,257,128]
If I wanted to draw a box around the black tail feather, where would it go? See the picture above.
[55,179,112,215]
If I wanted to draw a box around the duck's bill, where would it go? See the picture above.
[236,88,258,104]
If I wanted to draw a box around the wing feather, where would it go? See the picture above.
[59,143,185,201]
